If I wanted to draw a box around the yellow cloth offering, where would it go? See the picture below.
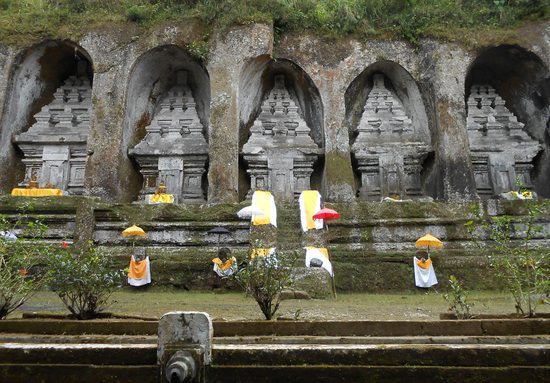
[249,247,275,259]
[251,190,277,226]
[149,193,174,204]
[11,188,63,197]
[299,190,322,232]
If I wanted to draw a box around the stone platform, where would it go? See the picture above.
[0,196,549,291]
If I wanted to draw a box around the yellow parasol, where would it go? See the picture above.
[122,224,146,237]
[122,224,146,249]
[415,233,443,257]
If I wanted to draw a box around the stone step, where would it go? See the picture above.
[212,343,550,367]
[212,319,550,337]
[214,335,550,345]
[0,364,158,383]
[0,343,157,365]
[208,365,550,383]
[0,333,157,344]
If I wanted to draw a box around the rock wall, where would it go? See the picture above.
[0,23,547,202]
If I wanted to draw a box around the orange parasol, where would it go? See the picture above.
[415,233,443,257]
[122,224,146,238]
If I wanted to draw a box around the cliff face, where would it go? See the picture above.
[0,22,548,202]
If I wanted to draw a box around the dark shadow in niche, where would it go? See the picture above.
[0,40,93,193]
[238,57,324,201]
[345,60,433,200]
[465,44,549,197]
[122,44,210,202]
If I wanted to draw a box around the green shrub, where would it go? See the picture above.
[126,4,153,23]
[233,250,298,320]
[443,275,474,319]
[0,209,51,320]
[465,196,550,317]
[47,241,124,319]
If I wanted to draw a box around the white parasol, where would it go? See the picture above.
[237,205,265,219]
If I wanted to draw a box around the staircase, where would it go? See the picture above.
[1,319,549,383]
[276,204,303,251]
[209,320,550,383]
[0,321,158,383]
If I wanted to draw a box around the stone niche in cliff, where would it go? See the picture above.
[242,74,321,201]
[351,73,432,200]
[466,84,541,197]
[13,61,92,193]
[129,70,208,203]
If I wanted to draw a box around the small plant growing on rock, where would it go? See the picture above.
[47,241,124,320]
[0,209,50,320]
[465,196,550,317]
[443,275,474,319]
[234,250,298,320]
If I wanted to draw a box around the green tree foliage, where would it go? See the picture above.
[0,205,50,319]
[47,241,125,319]
[443,275,474,319]
[465,198,550,317]
[233,250,298,320]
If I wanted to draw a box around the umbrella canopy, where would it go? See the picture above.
[237,205,265,219]
[415,234,443,249]
[207,226,231,235]
[312,207,340,221]
[122,224,146,238]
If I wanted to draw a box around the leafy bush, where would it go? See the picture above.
[0,0,547,46]
[443,275,474,319]
[0,209,50,320]
[233,250,298,320]
[126,4,150,23]
[47,242,124,319]
[465,197,550,317]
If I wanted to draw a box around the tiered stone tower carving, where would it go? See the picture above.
[466,84,540,197]
[242,75,321,201]
[129,70,208,202]
[14,63,91,193]
[352,74,432,200]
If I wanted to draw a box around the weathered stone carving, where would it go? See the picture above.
[351,74,432,200]
[129,71,208,203]
[13,63,91,194]
[466,84,541,197]
[242,75,321,201]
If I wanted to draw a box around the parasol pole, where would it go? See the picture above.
[331,272,337,299]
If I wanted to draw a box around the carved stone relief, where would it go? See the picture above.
[351,74,432,200]
[242,75,321,201]
[466,84,541,197]
[129,70,208,202]
[13,62,91,193]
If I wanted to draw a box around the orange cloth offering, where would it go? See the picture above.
[11,188,63,197]
[212,256,237,277]
[415,257,432,270]
[128,255,151,286]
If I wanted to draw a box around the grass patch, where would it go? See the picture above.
[0,0,547,47]
[13,288,549,321]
